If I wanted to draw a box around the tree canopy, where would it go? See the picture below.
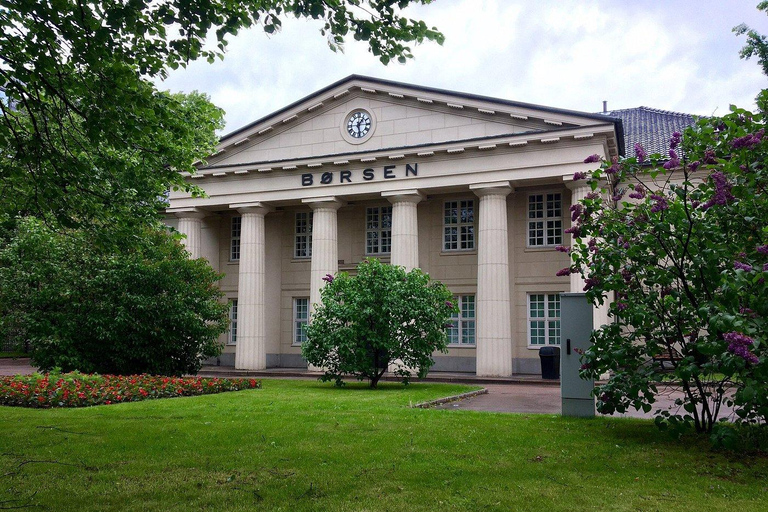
[0,0,443,228]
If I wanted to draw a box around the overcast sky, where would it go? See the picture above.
[160,0,768,135]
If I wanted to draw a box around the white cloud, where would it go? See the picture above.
[159,0,768,132]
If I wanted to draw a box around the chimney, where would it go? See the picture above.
[602,101,608,114]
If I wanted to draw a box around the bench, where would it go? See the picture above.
[652,347,683,371]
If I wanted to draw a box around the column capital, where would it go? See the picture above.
[170,208,207,220]
[302,196,345,211]
[563,176,608,192]
[230,201,273,216]
[470,181,513,198]
[382,189,424,205]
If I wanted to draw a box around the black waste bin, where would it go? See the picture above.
[539,346,561,379]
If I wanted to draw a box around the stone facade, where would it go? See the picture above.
[166,76,622,376]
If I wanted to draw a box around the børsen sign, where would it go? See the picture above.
[301,163,418,186]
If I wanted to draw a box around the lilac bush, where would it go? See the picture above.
[569,92,768,438]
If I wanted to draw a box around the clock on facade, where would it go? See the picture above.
[346,110,372,139]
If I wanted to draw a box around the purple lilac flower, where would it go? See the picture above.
[445,301,454,308]
[583,277,600,291]
[628,185,646,200]
[740,307,756,318]
[660,287,672,297]
[564,225,581,238]
[700,172,734,210]
[669,132,682,149]
[556,267,573,277]
[650,194,669,213]
[585,192,600,200]
[612,190,625,202]
[724,332,759,365]
[764,263,768,272]
[734,261,753,272]
[757,245,768,255]
[322,274,334,283]
[570,203,583,222]
[555,245,570,253]
[583,154,601,164]
[634,143,647,163]
[621,268,633,283]
[615,302,628,311]
[703,149,717,164]
[731,129,764,149]
[573,171,588,181]
[688,161,700,172]
[663,149,680,170]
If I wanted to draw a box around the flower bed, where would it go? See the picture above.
[0,371,261,408]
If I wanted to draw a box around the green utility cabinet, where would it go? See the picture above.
[560,293,595,417]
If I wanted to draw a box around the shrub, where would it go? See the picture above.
[303,259,456,388]
[0,218,229,376]
[570,92,768,436]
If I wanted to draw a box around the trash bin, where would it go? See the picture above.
[539,346,561,380]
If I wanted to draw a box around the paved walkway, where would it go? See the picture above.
[0,358,35,376]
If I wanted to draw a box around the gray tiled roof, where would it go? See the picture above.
[599,107,696,157]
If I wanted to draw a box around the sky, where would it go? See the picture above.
[159,0,768,136]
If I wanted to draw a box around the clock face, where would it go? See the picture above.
[346,111,372,138]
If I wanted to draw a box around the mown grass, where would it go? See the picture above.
[0,352,28,359]
[0,379,765,511]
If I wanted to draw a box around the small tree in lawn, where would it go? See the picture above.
[566,92,767,441]
[302,258,456,388]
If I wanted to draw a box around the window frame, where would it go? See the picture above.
[228,299,238,345]
[527,192,563,248]
[293,297,309,346]
[443,199,476,252]
[527,293,561,348]
[446,295,476,346]
[230,216,242,262]
[365,205,393,255]
[294,211,313,259]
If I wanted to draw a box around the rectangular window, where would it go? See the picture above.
[293,298,309,345]
[447,295,476,345]
[366,206,392,255]
[444,200,475,251]
[230,216,242,261]
[528,193,562,247]
[528,293,561,346]
[294,212,313,259]
[228,299,238,345]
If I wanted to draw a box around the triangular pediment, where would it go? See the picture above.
[197,76,620,172]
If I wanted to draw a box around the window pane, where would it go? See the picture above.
[548,320,561,345]
[229,300,238,345]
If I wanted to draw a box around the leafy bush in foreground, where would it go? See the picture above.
[303,258,455,388]
[0,372,260,408]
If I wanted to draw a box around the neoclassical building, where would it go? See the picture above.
[165,75,626,377]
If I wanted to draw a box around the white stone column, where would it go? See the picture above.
[382,190,424,271]
[175,209,206,259]
[565,180,610,328]
[303,197,343,315]
[231,202,272,370]
[470,182,513,377]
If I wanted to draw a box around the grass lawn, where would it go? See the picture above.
[0,379,765,511]
[0,352,28,359]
